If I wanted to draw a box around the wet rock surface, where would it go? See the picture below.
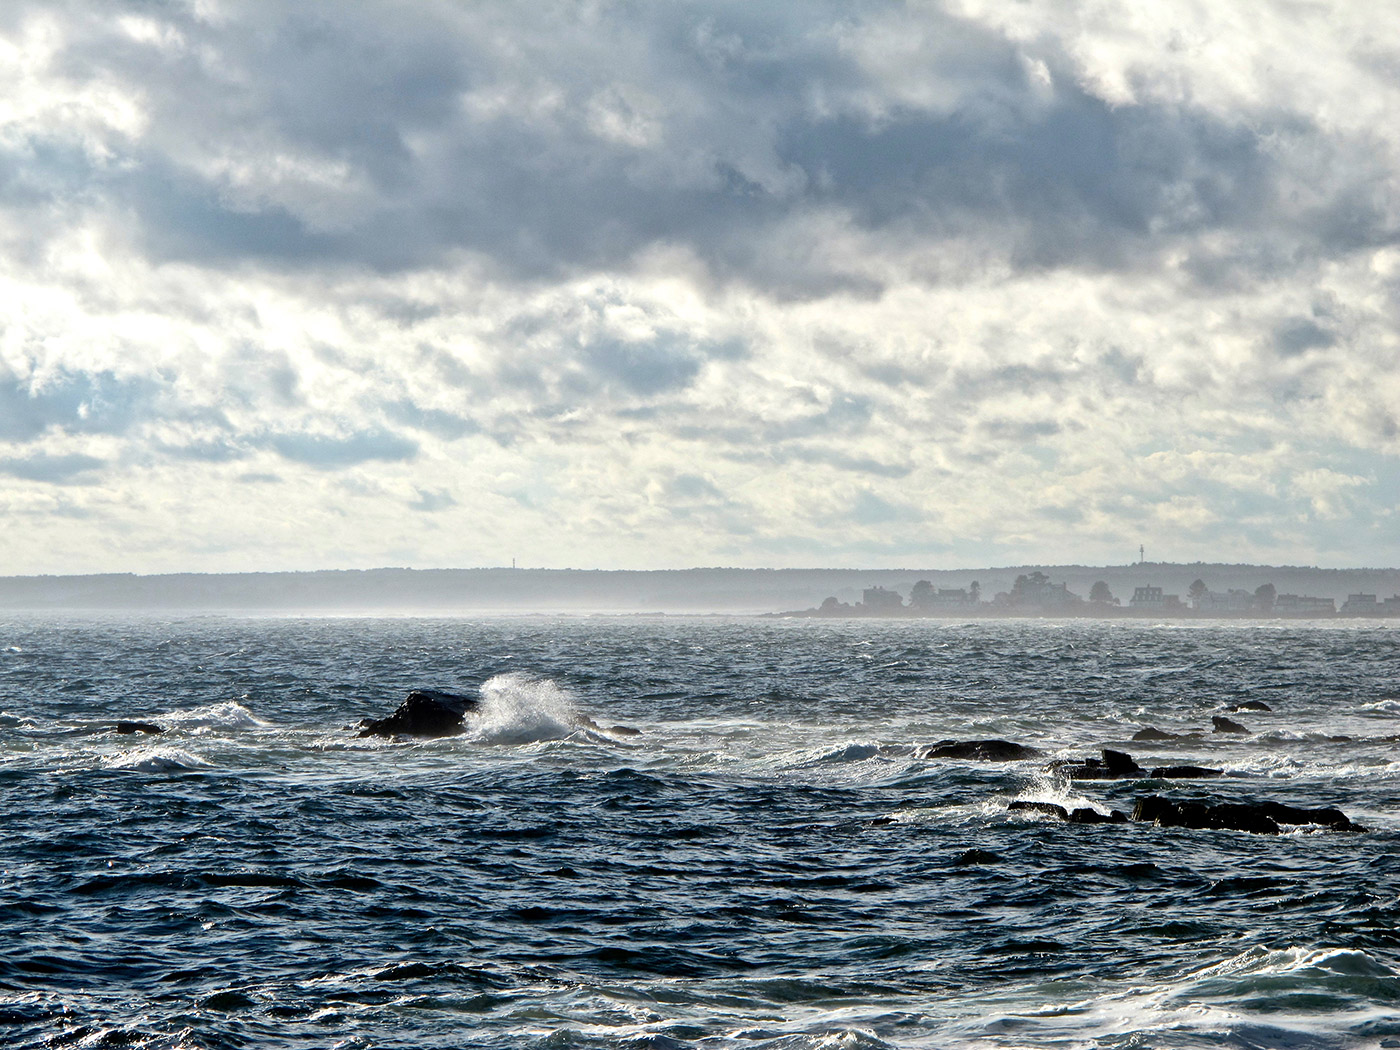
[921,739,1043,761]
[357,689,479,739]
[1010,794,1364,835]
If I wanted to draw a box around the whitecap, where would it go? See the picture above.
[157,701,268,731]
[466,673,581,746]
[813,742,882,764]
[1005,776,1116,818]
[105,746,212,772]
[1361,699,1400,715]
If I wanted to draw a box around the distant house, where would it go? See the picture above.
[1273,593,1336,616]
[1341,593,1379,615]
[1130,585,1163,608]
[1193,588,1254,613]
[1008,572,1080,609]
[1130,586,1183,610]
[861,586,905,611]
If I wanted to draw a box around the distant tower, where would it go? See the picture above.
[1139,544,1145,565]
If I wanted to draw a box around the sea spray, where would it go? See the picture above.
[468,672,581,745]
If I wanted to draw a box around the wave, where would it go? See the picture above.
[466,673,583,746]
[1360,699,1400,715]
[156,702,267,731]
[1169,945,1400,1007]
[1006,777,1116,818]
[105,746,213,772]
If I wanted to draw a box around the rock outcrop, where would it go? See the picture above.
[1133,796,1365,834]
[1147,765,1223,779]
[1056,748,1143,779]
[1212,715,1250,734]
[1131,726,1196,742]
[921,739,1043,761]
[1053,749,1222,780]
[357,689,479,739]
[1009,800,1127,824]
[1230,700,1272,712]
[1009,793,1363,835]
[115,721,164,735]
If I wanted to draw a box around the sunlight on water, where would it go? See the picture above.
[0,616,1396,1050]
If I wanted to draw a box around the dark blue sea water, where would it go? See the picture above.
[1,616,1398,1049]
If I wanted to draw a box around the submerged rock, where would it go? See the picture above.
[921,739,1043,761]
[1132,726,1191,742]
[114,720,164,735]
[1212,715,1250,735]
[953,848,1004,865]
[1230,700,1273,712]
[357,689,479,739]
[1148,765,1223,779]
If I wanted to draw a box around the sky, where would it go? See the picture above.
[1,0,1397,574]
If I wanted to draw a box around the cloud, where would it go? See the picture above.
[265,430,419,469]
[0,452,106,483]
[15,0,1385,297]
[0,1,1397,573]
[409,488,455,512]
[0,367,156,442]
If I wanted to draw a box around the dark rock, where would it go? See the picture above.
[1256,801,1364,832]
[1056,748,1145,780]
[1069,807,1129,824]
[922,739,1043,761]
[357,689,479,739]
[1148,765,1224,779]
[1131,795,1364,834]
[1212,715,1250,735]
[1231,700,1272,712]
[115,721,164,735]
[1008,800,1069,820]
[1008,800,1127,824]
[1132,795,1278,834]
[1102,749,1138,773]
[577,715,642,737]
[953,848,1003,865]
[1132,726,1185,742]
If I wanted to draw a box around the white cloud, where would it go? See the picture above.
[0,0,1395,573]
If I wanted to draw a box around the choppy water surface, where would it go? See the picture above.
[1,616,1397,1049]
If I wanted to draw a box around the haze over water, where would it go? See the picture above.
[2,615,1397,1049]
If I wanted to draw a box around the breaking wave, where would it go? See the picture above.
[467,673,582,745]
[104,746,213,772]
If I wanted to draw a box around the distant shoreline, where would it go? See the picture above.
[770,605,1400,620]
[2,563,1398,616]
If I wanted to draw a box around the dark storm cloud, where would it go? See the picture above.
[14,0,1383,295]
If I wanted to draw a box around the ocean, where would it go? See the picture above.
[1,615,1397,1049]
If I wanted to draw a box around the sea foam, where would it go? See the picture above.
[156,702,266,731]
[105,746,213,772]
[467,673,581,745]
